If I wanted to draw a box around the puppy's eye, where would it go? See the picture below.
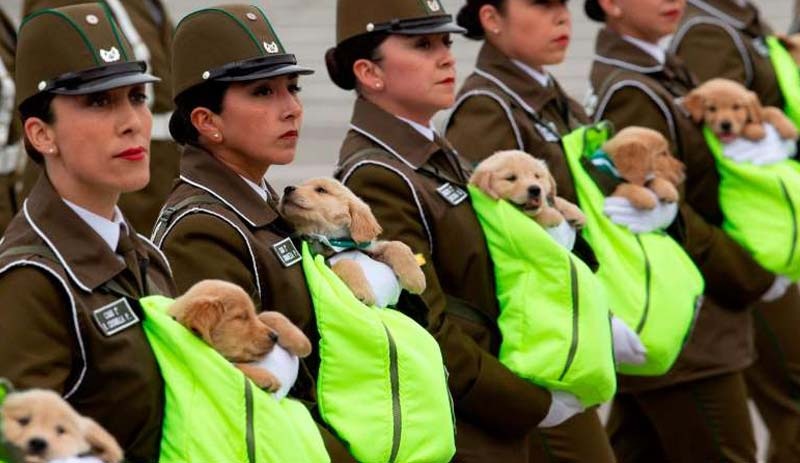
[534,173,542,179]
[18,416,30,427]
[505,175,517,182]
[55,425,66,435]
[315,186,327,194]
[732,104,740,110]
[708,106,717,113]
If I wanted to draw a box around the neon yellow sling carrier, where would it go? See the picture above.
[562,124,705,377]
[301,243,456,463]
[468,186,616,407]
[766,36,800,129]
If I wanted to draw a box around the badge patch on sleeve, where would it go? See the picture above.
[272,237,302,267]
[92,298,140,336]
[436,182,468,206]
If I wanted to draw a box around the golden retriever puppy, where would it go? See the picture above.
[278,178,426,306]
[470,150,585,228]
[683,78,798,143]
[169,280,312,392]
[1,389,122,463]
[602,127,685,210]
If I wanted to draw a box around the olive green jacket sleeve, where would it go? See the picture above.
[0,267,74,392]
[673,22,749,85]
[599,87,774,309]
[160,213,258,299]
[344,164,553,437]
[446,96,520,166]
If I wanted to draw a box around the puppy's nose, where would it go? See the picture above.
[269,331,279,343]
[27,437,47,454]
[720,120,732,132]
[528,185,541,198]
[283,186,296,196]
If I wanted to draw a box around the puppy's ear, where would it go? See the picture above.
[469,167,498,199]
[80,417,123,463]
[174,296,226,344]
[610,140,653,185]
[682,91,705,123]
[546,168,558,200]
[348,197,382,242]
[745,91,764,125]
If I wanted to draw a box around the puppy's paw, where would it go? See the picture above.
[398,266,426,295]
[370,241,427,294]
[742,124,766,141]
[553,197,586,229]
[534,206,566,228]
[613,184,657,210]
[257,312,312,358]
[237,364,282,392]
[331,259,377,306]
[648,178,679,203]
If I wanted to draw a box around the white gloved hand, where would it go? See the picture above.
[545,220,577,251]
[611,316,647,366]
[761,275,794,302]
[603,197,678,233]
[538,390,585,428]
[251,344,300,401]
[722,123,796,166]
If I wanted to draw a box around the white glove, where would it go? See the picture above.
[250,344,300,401]
[611,316,647,366]
[546,220,577,251]
[538,390,585,428]
[761,275,794,302]
[722,123,796,166]
[603,197,678,233]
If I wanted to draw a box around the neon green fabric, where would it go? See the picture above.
[562,124,704,376]
[301,243,455,463]
[468,186,616,407]
[767,36,800,129]
[702,127,800,279]
[139,296,330,463]
[0,379,12,463]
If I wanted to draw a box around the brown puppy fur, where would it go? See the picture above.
[169,280,312,391]
[279,177,426,306]
[1,389,122,463]
[470,150,586,228]
[602,127,685,210]
[683,78,798,143]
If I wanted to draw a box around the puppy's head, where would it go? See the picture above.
[1,390,122,463]
[683,78,762,142]
[602,127,670,185]
[279,177,382,243]
[170,280,278,363]
[470,150,557,216]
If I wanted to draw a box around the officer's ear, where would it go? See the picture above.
[352,57,385,93]
[189,106,224,145]
[478,4,503,37]
[23,117,57,160]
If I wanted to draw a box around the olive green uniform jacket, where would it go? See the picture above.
[589,27,775,391]
[22,0,179,233]
[671,0,783,108]
[444,41,598,269]
[335,97,553,461]
[0,7,21,234]
[0,175,176,463]
[151,145,356,463]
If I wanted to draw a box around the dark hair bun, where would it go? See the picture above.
[457,3,485,40]
[325,46,356,90]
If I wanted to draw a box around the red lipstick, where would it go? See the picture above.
[115,146,146,161]
[280,130,299,140]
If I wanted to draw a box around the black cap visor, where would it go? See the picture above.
[44,61,160,96]
[584,0,606,22]
[205,53,314,83]
[371,15,466,36]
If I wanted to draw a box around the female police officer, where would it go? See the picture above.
[150,5,356,462]
[327,1,591,461]
[0,4,175,462]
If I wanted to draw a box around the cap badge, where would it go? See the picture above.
[426,0,442,12]
[263,41,279,54]
[99,47,121,63]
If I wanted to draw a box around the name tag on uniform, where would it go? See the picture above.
[272,237,302,267]
[436,183,468,206]
[535,121,561,142]
[92,298,140,337]
[752,37,770,57]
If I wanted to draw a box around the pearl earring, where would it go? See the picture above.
[375,82,383,90]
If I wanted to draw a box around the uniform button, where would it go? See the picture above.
[38,81,47,91]
[202,71,210,80]
[366,22,375,32]
[85,14,99,25]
